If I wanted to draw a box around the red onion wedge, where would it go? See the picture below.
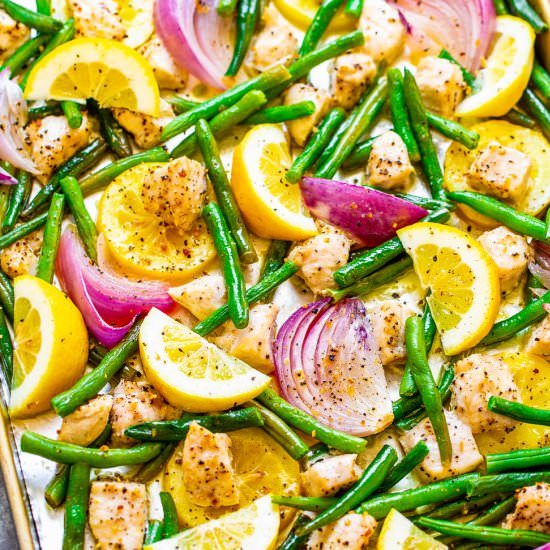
[529,241,550,290]
[300,178,427,248]
[0,165,16,185]
[275,297,394,436]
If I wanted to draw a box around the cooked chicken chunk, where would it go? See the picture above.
[284,84,331,147]
[182,422,239,507]
[139,37,187,90]
[58,394,113,447]
[302,454,362,497]
[415,56,467,117]
[25,115,92,184]
[452,354,521,434]
[503,483,550,534]
[477,227,532,293]
[288,223,352,294]
[169,274,226,321]
[368,130,415,190]
[141,156,207,234]
[526,315,550,356]
[88,481,147,550]
[332,52,376,109]
[307,511,377,550]
[0,230,42,279]
[400,410,483,481]
[0,9,29,62]
[467,141,531,202]
[69,0,126,41]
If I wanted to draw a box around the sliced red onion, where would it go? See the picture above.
[529,241,550,290]
[0,165,16,185]
[535,544,550,550]
[275,297,394,436]
[300,178,428,248]
[155,0,233,90]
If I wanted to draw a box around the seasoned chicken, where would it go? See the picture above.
[0,9,29,62]
[0,230,42,279]
[88,481,147,550]
[182,422,239,507]
[141,156,207,234]
[332,52,376,109]
[307,511,377,550]
[367,130,415,190]
[400,410,483,481]
[301,454,362,497]
[503,482,550,534]
[58,394,113,447]
[526,315,550,356]
[415,56,467,117]
[25,115,93,184]
[139,36,187,90]
[478,227,532,293]
[68,0,126,41]
[284,84,331,147]
[467,141,531,202]
[169,274,227,321]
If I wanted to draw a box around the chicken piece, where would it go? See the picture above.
[88,481,147,550]
[284,84,331,147]
[182,421,239,507]
[307,512,377,550]
[415,56,467,117]
[25,115,93,184]
[139,37,187,90]
[0,9,29,62]
[211,303,278,373]
[370,301,415,366]
[477,227,532,293]
[301,454,362,497]
[526,315,550,356]
[110,380,180,446]
[68,0,126,41]
[0,230,42,279]
[332,52,377,109]
[288,223,352,294]
[58,394,113,447]
[452,353,521,434]
[113,99,174,149]
[367,130,415,190]
[503,483,550,534]
[467,141,531,202]
[400,410,483,481]
[169,274,226,321]
[141,156,207,234]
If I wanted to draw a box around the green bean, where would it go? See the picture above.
[438,49,476,89]
[377,441,429,492]
[508,0,548,32]
[316,109,355,169]
[0,211,48,250]
[471,495,516,526]
[62,462,90,550]
[36,193,64,283]
[27,103,63,121]
[299,0,346,56]
[167,95,202,113]
[245,101,316,125]
[277,514,310,550]
[272,495,338,512]
[0,0,62,33]
[344,0,363,18]
[193,261,298,336]
[0,307,13,386]
[403,69,446,201]
[61,101,83,129]
[522,87,550,141]
[145,520,164,545]
[0,270,14,322]
[36,0,51,14]
[486,445,550,473]
[256,387,367,453]
[87,99,132,158]
[2,171,32,233]
[59,176,97,261]
[0,34,50,77]
[504,107,537,128]
[303,443,330,465]
[51,320,142,417]
[333,208,450,287]
[342,136,377,169]
[261,240,290,279]
[388,68,420,162]
[492,0,509,15]
[426,112,480,149]
[488,395,550,426]
[125,407,264,441]
[134,443,176,484]
[226,0,260,76]
[159,492,178,538]
[467,472,550,497]
[425,494,502,520]
[532,60,550,100]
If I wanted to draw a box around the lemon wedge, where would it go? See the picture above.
[9,276,88,418]
[231,124,317,240]
[273,0,355,31]
[397,223,500,355]
[456,16,534,117]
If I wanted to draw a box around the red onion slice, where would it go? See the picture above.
[0,165,16,185]
[529,241,550,290]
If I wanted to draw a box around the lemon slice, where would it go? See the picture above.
[231,124,317,241]
[9,276,88,418]
[119,0,155,49]
[397,223,500,355]
[144,495,279,550]
[139,308,271,412]
[24,37,160,116]
[97,163,216,282]
[273,0,355,31]
[378,509,448,550]
[456,16,534,117]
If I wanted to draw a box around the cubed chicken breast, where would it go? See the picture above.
[88,481,147,550]
[301,454,362,497]
[58,394,113,447]
[503,483,550,534]
[370,301,415,366]
[400,410,483,481]
[526,315,550,356]
[284,84,331,147]
[415,56,466,117]
[69,0,126,41]
[452,354,521,434]
[332,52,376,110]
[288,223,352,294]
[182,421,239,507]
[467,141,531,202]
[169,274,227,321]
[139,36,187,90]
[367,130,415,190]
[141,156,207,234]
[25,115,93,184]
[307,511,377,550]
[477,227,532,294]
[0,230,42,278]
[0,9,29,62]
